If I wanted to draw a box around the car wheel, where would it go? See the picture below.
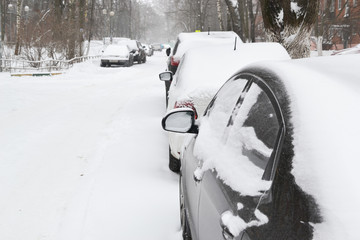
[169,147,180,173]
[180,174,192,240]
[143,56,147,63]
[100,62,106,67]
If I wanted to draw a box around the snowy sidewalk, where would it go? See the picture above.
[0,52,181,240]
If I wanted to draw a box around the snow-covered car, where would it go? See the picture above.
[162,31,242,109]
[100,45,134,67]
[167,31,241,75]
[331,44,360,55]
[159,43,290,172]
[119,40,147,64]
[151,43,162,51]
[162,54,360,240]
[142,43,154,56]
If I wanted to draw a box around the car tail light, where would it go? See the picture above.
[174,101,198,119]
[170,56,180,67]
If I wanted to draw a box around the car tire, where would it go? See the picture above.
[143,56,147,63]
[180,174,192,240]
[169,147,180,173]
[100,62,106,67]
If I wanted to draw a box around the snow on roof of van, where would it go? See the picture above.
[103,44,130,56]
[178,31,240,41]
[173,31,242,61]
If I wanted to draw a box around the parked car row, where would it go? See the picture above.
[100,39,151,67]
[158,31,360,240]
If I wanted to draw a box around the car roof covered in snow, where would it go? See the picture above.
[103,44,130,55]
[240,54,360,240]
[172,31,242,61]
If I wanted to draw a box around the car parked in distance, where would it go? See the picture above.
[142,43,154,56]
[120,40,147,64]
[331,44,360,55]
[151,43,162,51]
[159,43,290,172]
[100,44,134,67]
[167,31,241,75]
[162,31,242,108]
[162,54,360,240]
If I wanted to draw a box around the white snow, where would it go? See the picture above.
[102,44,130,57]
[0,52,181,240]
[167,43,290,160]
[247,54,360,240]
[221,209,268,238]
[291,2,302,18]
[172,31,242,62]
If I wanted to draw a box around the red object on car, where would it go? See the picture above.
[174,101,198,119]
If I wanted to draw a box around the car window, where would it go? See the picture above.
[172,39,180,55]
[226,83,280,172]
[203,77,248,139]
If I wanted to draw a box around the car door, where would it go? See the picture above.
[196,76,284,240]
[183,76,249,240]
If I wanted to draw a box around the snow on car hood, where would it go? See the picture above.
[249,54,360,240]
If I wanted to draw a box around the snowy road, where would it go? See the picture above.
[0,52,181,240]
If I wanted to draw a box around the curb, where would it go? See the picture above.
[11,72,63,77]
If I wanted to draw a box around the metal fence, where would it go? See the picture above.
[0,55,101,73]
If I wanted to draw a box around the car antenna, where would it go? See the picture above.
[234,37,237,51]
[208,27,210,35]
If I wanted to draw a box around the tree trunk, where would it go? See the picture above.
[67,1,76,59]
[1,0,5,42]
[14,0,23,55]
[260,0,319,59]
[224,0,243,40]
[78,0,86,56]
[217,0,224,31]
[86,0,96,56]
[247,0,256,42]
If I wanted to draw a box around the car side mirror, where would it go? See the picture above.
[162,108,198,134]
[166,48,171,56]
[159,71,173,81]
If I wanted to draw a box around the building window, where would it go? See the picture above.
[338,0,342,10]
[354,0,357,7]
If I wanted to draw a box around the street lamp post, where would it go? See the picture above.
[102,8,107,44]
[8,3,14,43]
[24,5,29,43]
[109,11,115,44]
[102,9,115,44]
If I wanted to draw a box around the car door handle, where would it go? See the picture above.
[193,167,203,183]
[193,172,201,183]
